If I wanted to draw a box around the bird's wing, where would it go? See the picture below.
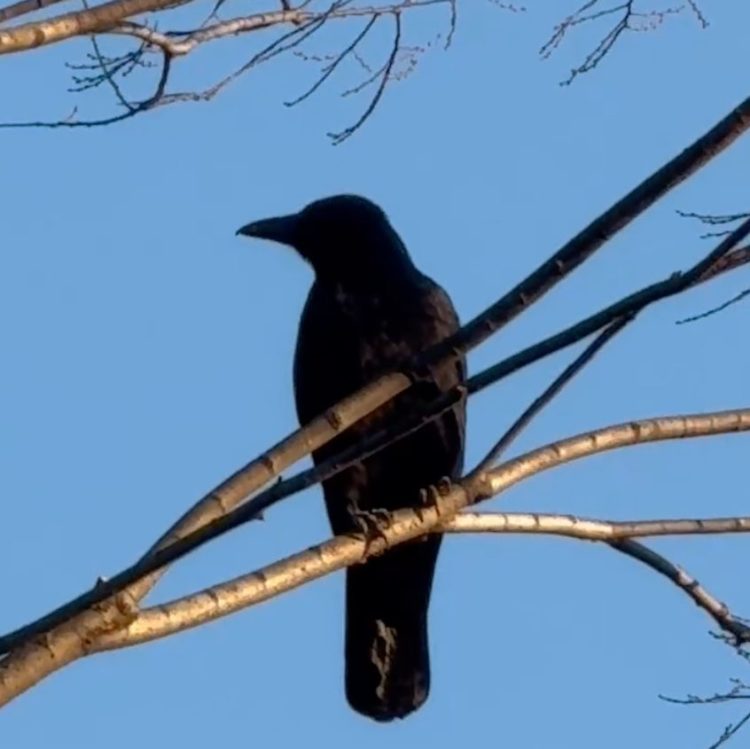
[293,277,466,477]
[292,280,367,429]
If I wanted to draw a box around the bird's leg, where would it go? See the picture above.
[350,507,392,559]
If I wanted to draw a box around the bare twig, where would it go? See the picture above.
[540,0,707,85]
[678,210,750,226]
[284,13,378,106]
[329,10,400,144]
[707,712,750,749]
[676,288,750,325]
[0,48,171,127]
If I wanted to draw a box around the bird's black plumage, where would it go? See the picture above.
[238,195,466,721]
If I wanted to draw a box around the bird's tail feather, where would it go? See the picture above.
[344,536,441,722]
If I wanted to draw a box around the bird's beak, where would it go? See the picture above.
[235,213,300,247]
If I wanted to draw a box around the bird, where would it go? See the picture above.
[237,195,466,722]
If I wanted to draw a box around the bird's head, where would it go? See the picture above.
[236,194,413,284]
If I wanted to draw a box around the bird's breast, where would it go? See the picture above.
[330,284,415,367]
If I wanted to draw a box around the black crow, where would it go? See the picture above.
[237,195,466,721]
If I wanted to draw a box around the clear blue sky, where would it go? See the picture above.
[2,3,750,747]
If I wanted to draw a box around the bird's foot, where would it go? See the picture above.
[351,508,392,558]
[436,476,453,496]
[420,477,455,518]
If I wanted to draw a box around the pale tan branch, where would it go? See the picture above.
[0,0,452,55]
[0,588,137,704]
[477,409,750,494]
[111,11,307,56]
[445,513,750,540]
[89,407,750,651]
[0,0,198,53]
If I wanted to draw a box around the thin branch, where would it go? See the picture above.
[707,712,750,749]
[539,0,705,85]
[0,48,170,127]
[79,0,134,110]
[611,539,750,643]
[111,0,338,56]
[446,513,750,540]
[328,10,400,144]
[676,288,750,325]
[661,678,750,749]
[473,314,633,472]
[147,7,340,107]
[284,12,378,107]
[678,210,750,226]
[0,0,69,24]
[480,409,750,495]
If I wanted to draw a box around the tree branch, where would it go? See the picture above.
[445,513,750,540]
[0,586,138,704]
[0,4,297,53]
[611,539,750,643]
[0,0,69,24]
[0,0,453,55]
[75,407,750,652]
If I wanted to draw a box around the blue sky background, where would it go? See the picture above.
[2,2,750,747]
